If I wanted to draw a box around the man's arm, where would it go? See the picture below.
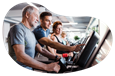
[35,43,59,60]
[13,44,60,72]
[47,46,62,57]
[46,35,56,55]
[38,37,84,52]
[46,46,56,55]
[39,37,73,51]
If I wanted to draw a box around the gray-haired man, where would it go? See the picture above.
[8,5,60,73]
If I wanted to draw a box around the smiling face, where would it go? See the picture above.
[54,24,62,35]
[52,21,63,35]
[28,8,39,27]
[40,16,52,30]
[39,12,52,31]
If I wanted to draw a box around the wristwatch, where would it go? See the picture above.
[55,55,60,61]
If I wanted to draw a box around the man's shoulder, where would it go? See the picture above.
[46,29,50,32]
[11,23,23,30]
[10,23,26,35]
[34,26,42,32]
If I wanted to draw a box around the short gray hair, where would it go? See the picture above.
[22,5,34,17]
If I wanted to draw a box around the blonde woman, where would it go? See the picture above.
[61,31,70,46]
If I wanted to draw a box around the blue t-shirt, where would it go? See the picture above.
[33,25,50,47]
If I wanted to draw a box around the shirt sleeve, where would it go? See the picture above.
[33,30,45,40]
[35,40,38,45]
[10,25,25,46]
[46,29,50,37]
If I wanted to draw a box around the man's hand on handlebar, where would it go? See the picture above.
[74,44,85,52]
[46,62,60,73]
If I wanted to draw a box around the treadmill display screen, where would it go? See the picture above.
[74,31,99,68]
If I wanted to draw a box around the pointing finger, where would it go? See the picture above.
[78,44,85,46]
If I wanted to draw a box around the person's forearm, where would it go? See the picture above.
[47,46,56,55]
[13,45,48,70]
[47,47,62,58]
[35,44,56,60]
[49,41,75,51]
[46,46,65,57]
[17,52,47,71]
[56,53,62,57]
[39,48,56,60]
[39,37,75,52]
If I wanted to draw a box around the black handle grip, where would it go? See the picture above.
[58,57,67,73]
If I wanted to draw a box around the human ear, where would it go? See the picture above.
[25,12,30,18]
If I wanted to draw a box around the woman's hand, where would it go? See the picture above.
[68,52,73,57]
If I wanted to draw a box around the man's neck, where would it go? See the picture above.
[40,24,47,31]
[21,18,32,29]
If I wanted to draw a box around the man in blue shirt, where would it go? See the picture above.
[33,25,50,47]
[33,12,84,55]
